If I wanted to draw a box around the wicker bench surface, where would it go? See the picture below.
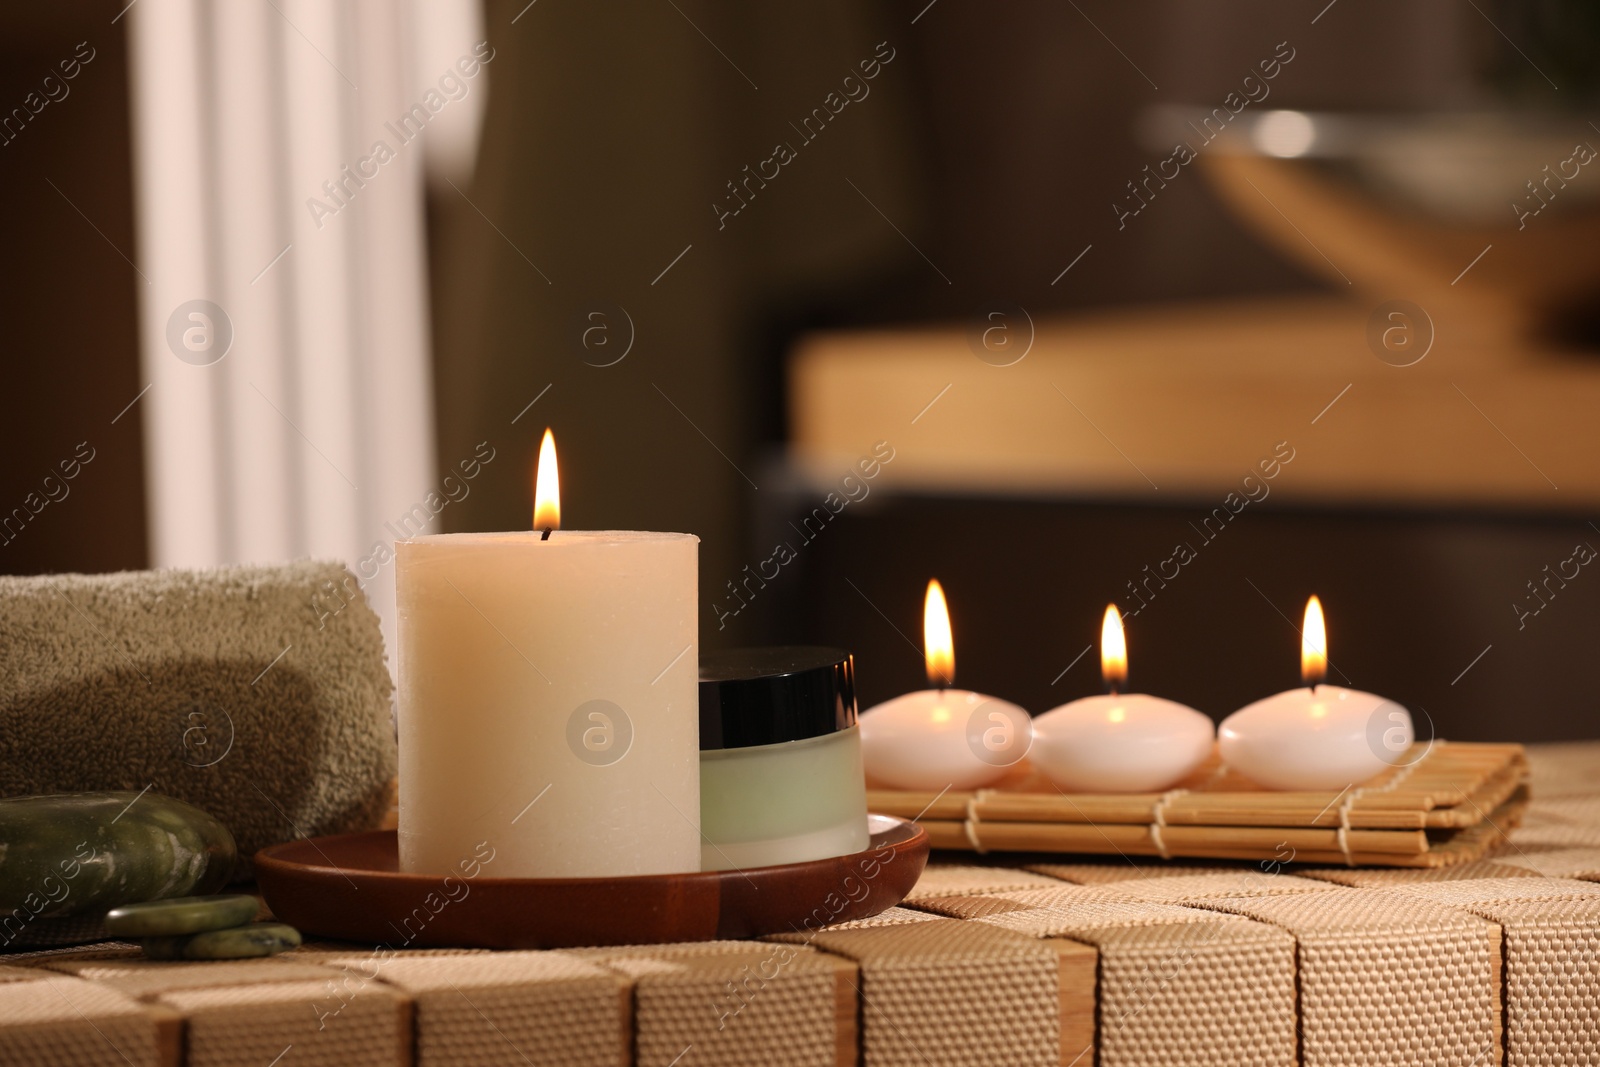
[2,740,1597,1067]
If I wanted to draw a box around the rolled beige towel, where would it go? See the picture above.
[0,561,395,878]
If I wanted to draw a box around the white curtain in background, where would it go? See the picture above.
[127,0,485,671]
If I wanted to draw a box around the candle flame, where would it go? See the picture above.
[923,579,955,688]
[1301,595,1327,686]
[1101,603,1128,692]
[533,428,560,533]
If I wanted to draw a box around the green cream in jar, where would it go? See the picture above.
[698,647,870,870]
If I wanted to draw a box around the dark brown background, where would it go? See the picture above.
[3,1,1594,737]
[0,2,145,577]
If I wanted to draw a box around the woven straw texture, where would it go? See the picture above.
[1519,796,1600,824]
[1296,857,1542,886]
[1,739,1598,1065]
[1025,861,1244,884]
[38,956,339,998]
[795,917,1059,1067]
[1193,888,1501,1066]
[0,963,50,983]
[817,905,942,930]
[918,884,1298,1067]
[293,942,491,962]
[567,939,811,961]
[582,942,847,1067]
[1086,871,1340,902]
[903,864,1068,901]
[161,979,407,1067]
[916,884,1257,932]
[1395,877,1600,1066]
[1091,920,1295,1067]
[0,974,157,1067]
[1510,822,1600,847]
[370,952,626,1066]
[1491,844,1600,879]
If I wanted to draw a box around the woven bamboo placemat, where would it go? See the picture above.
[867,741,1528,867]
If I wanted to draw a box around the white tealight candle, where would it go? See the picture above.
[396,430,701,878]
[1031,605,1214,793]
[1219,595,1414,791]
[859,579,1031,791]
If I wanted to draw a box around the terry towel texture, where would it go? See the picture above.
[0,562,395,877]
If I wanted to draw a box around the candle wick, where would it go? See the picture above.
[540,528,552,541]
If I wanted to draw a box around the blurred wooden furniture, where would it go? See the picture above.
[789,296,1598,511]
[767,297,1600,741]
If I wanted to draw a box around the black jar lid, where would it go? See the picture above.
[698,646,857,750]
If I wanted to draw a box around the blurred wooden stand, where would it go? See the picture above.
[790,296,1599,511]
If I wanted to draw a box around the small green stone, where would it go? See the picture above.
[105,895,260,938]
[142,922,301,961]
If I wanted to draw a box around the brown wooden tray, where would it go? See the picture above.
[867,741,1527,868]
[255,814,928,948]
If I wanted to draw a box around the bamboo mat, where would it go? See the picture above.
[867,741,1528,867]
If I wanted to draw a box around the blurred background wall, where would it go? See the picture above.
[428,0,1496,609]
[0,4,146,576]
[3,0,1597,738]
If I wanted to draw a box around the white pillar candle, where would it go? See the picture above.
[859,579,1032,791]
[396,430,700,878]
[1219,595,1414,791]
[1031,605,1214,792]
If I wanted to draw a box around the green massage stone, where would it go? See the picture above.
[142,922,301,961]
[105,894,259,937]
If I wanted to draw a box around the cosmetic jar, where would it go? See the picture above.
[698,646,870,870]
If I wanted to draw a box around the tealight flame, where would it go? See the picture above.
[1301,595,1327,687]
[1101,604,1128,694]
[923,579,955,688]
[533,428,560,535]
